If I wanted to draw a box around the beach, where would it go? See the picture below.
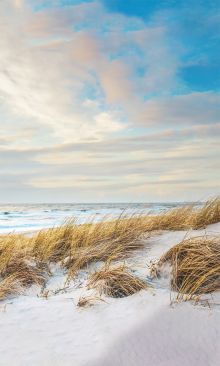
[0,201,219,366]
[1,0,219,364]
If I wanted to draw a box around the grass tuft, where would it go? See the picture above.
[0,274,24,300]
[155,236,220,298]
[65,214,148,278]
[88,264,148,298]
[148,197,220,231]
[77,295,105,308]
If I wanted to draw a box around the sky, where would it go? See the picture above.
[0,0,219,203]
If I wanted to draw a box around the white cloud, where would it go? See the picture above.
[0,0,186,151]
[0,2,127,149]
[0,1,219,201]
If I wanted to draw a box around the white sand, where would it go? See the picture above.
[0,223,219,366]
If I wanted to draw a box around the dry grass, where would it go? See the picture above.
[0,214,148,300]
[155,236,220,298]
[77,295,105,308]
[0,235,49,300]
[192,198,220,229]
[88,264,148,298]
[148,197,220,231]
[30,220,76,262]
[30,215,150,276]
[0,274,24,300]
[0,197,219,301]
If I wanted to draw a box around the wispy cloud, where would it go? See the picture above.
[0,0,219,202]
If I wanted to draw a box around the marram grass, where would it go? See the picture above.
[147,197,220,231]
[88,264,148,298]
[155,236,220,299]
[77,295,105,308]
[0,274,23,301]
[0,197,219,301]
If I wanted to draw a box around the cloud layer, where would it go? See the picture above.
[0,0,219,202]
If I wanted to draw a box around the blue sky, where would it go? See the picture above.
[104,0,220,92]
[0,0,219,202]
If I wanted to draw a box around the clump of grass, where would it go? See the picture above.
[88,264,148,298]
[66,214,149,278]
[0,274,24,300]
[0,253,48,288]
[155,236,220,298]
[0,235,49,300]
[77,295,105,308]
[31,220,76,263]
[148,197,220,231]
[192,198,220,229]
[148,206,195,231]
[29,214,150,278]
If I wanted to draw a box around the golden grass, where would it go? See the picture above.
[77,295,105,308]
[148,197,220,231]
[0,197,219,301]
[88,264,148,298]
[155,236,220,298]
[0,214,148,300]
[0,235,48,300]
[66,215,149,279]
[0,274,23,300]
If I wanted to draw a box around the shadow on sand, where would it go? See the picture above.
[89,304,219,366]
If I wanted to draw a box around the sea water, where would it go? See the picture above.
[0,202,196,234]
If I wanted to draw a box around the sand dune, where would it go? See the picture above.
[0,223,219,366]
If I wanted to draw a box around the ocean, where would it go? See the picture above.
[0,202,197,234]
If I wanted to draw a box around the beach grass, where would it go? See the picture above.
[88,264,148,298]
[155,236,220,299]
[0,197,219,301]
[77,295,105,308]
[0,274,23,301]
[147,197,220,231]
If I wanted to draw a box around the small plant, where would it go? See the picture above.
[0,274,24,300]
[148,197,220,231]
[88,264,148,298]
[77,295,105,308]
[155,236,220,299]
